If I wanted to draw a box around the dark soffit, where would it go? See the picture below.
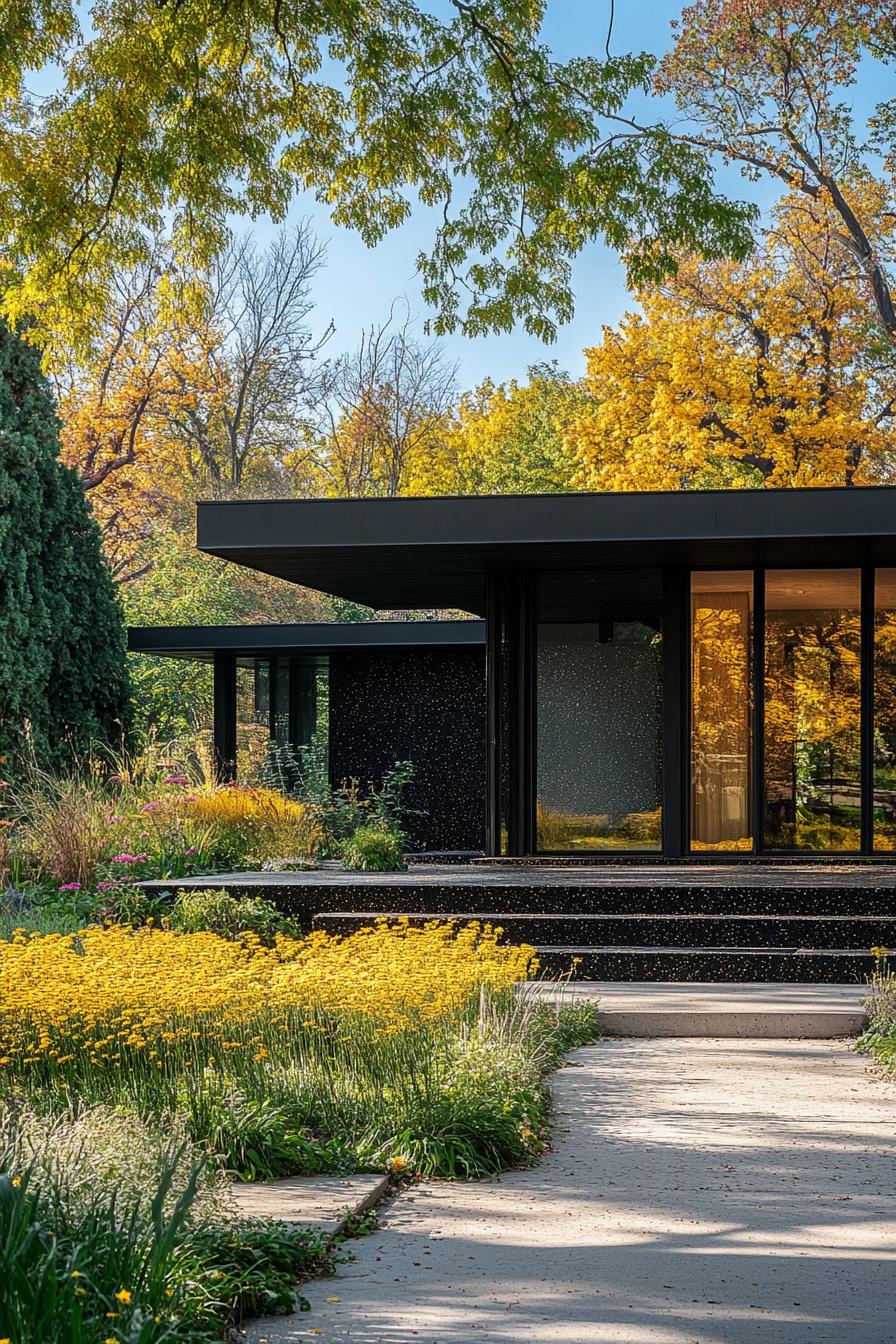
[196,487,896,614]
[127,620,486,662]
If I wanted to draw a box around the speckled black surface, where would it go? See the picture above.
[144,861,893,982]
[328,649,486,852]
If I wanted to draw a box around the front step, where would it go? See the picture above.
[534,945,873,983]
[303,884,896,916]
[315,910,896,948]
[529,981,867,1037]
[312,911,880,983]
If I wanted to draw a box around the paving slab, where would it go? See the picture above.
[243,1038,895,1344]
[530,981,867,1038]
[232,1174,389,1236]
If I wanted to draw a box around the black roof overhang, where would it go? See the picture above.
[196,487,896,615]
[127,620,486,662]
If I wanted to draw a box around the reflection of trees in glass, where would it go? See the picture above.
[764,610,861,851]
[691,600,752,850]
[873,608,896,849]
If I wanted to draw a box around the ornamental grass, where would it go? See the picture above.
[0,919,594,1180]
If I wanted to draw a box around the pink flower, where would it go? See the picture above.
[141,801,162,813]
[59,882,81,891]
[163,774,189,786]
[110,853,149,865]
[97,881,117,890]
[108,774,123,783]
[184,847,197,857]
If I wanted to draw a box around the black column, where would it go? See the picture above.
[289,660,318,748]
[212,651,237,782]
[662,567,687,858]
[861,562,875,854]
[485,573,503,856]
[508,571,536,856]
[267,657,278,739]
[485,570,536,857]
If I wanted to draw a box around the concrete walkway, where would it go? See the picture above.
[246,1038,895,1344]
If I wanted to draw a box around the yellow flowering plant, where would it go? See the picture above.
[0,917,599,1181]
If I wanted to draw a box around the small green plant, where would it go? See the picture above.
[261,745,420,858]
[339,824,407,872]
[93,883,170,927]
[168,889,302,944]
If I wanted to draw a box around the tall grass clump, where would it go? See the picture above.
[0,1103,330,1344]
[857,948,896,1066]
[0,744,323,918]
[0,920,599,1181]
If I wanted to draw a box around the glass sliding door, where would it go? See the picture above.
[874,569,896,850]
[690,572,754,851]
[763,569,861,851]
[536,571,663,851]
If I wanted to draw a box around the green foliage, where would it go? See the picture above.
[167,889,302,945]
[857,949,896,1066]
[9,985,596,1183]
[0,1104,330,1341]
[185,1083,351,1182]
[0,1,753,352]
[183,1217,329,1322]
[339,824,407,873]
[415,362,598,497]
[261,744,418,861]
[0,321,131,775]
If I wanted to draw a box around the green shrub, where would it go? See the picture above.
[261,744,419,859]
[168,889,301,944]
[339,824,406,872]
[0,320,131,779]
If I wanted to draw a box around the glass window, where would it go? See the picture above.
[536,571,662,851]
[236,662,270,781]
[764,569,861,851]
[690,572,753,852]
[874,570,896,850]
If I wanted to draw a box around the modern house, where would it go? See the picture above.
[129,619,487,853]
[134,484,896,980]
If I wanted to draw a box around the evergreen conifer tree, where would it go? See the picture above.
[0,322,130,771]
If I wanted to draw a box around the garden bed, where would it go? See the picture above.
[0,913,599,1343]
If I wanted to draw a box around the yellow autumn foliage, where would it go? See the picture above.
[572,185,896,492]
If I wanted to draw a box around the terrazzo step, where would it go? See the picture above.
[534,946,875,983]
[303,884,896,917]
[312,910,896,948]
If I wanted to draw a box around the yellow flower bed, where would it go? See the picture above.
[0,920,536,1069]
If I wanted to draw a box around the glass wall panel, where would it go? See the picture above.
[690,572,753,852]
[874,569,896,850]
[236,661,270,781]
[763,569,861,851]
[536,571,662,850]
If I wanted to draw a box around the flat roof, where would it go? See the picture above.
[196,486,896,613]
[127,620,486,662]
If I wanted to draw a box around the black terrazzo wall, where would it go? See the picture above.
[328,648,487,852]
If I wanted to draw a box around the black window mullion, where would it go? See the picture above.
[861,563,875,854]
[752,567,765,855]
